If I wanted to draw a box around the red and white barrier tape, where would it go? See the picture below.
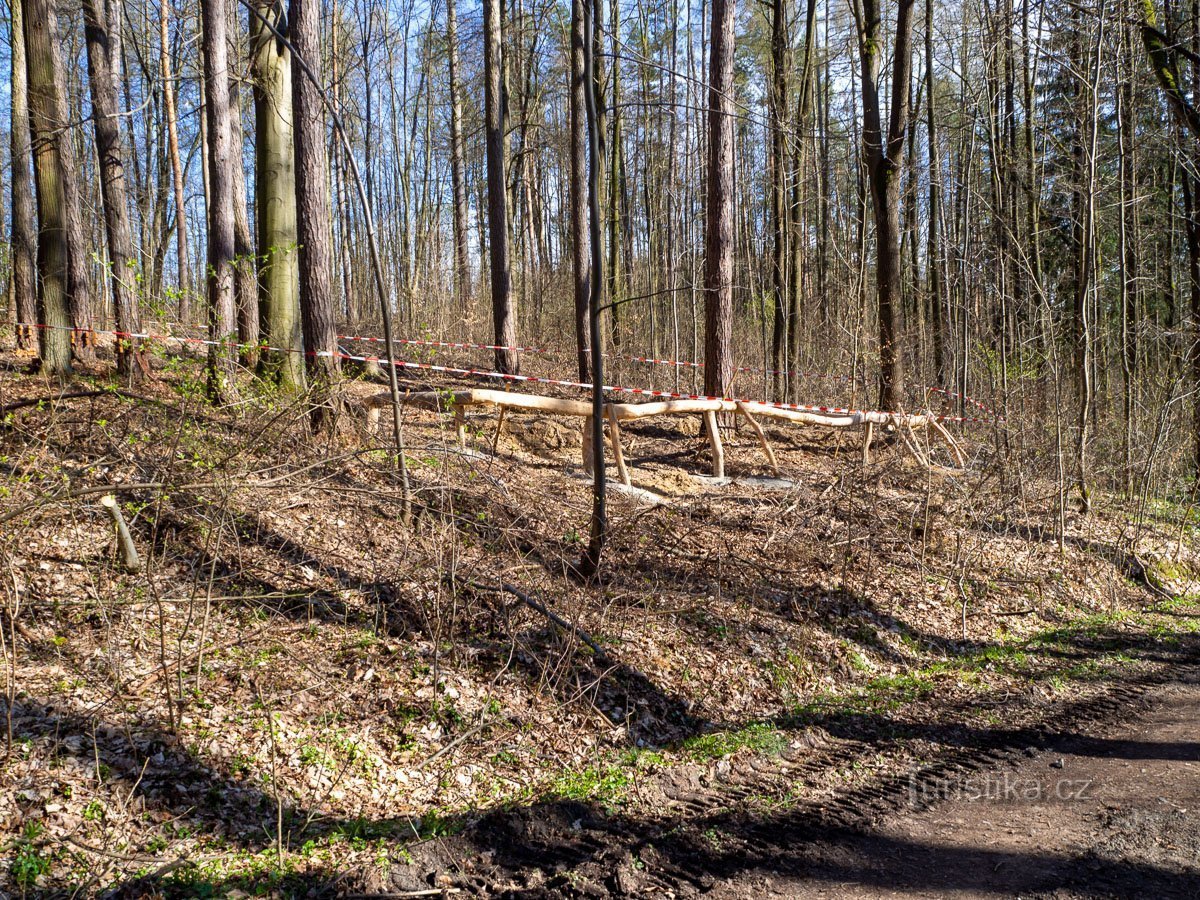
[15,322,1001,426]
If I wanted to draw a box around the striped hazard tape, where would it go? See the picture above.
[13,321,1003,425]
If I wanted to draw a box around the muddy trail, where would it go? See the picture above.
[399,637,1200,899]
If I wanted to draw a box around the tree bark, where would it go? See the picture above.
[290,0,339,415]
[201,0,240,400]
[251,0,304,391]
[82,0,147,380]
[229,24,259,369]
[446,0,471,316]
[852,0,914,411]
[484,0,518,374]
[161,0,191,321]
[570,0,591,383]
[704,0,736,403]
[22,0,73,377]
[10,0,38,352]
[45,1,94,361]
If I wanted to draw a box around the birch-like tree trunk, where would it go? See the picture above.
[201,0,240,400]
[251,0,304,391]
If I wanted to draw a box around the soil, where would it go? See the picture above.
[403,656,1200,899]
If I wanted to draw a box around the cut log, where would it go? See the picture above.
[99,494,141,573]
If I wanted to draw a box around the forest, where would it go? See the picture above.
[2,0,1200,895]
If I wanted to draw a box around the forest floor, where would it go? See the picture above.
[0,337,1198,898]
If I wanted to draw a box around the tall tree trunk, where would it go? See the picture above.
[10,0,38,352]
[44,2,94,361]
[290,0,339,422]
[570,0,591,382]
[22,0,72,376]
[82,0,147,379]
[251,0,304,390]
[201,0,240,400]
[229,27,259,369]
[484,0,518,373]
[446,0,471,316]
[852,0,914,411]
[703,0,735,403]
[769,0,789,402]
[161,0,191,321]
[926,0,945,385]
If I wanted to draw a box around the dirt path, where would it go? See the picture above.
[731,676,1200,899]
[425,670,1200,899]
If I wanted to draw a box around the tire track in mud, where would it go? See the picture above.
[432,647,1197,898]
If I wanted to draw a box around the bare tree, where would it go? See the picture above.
[22,0,74,377]
[201,0,240,400]
[83,0,147,380]
[290,0,340,420]
[252,0,304,391]
[703,0,736,402]
[161,0,191,320]
[570,0,591,382]
[850,0,916,411]
[484,0,518,374]
[446,0,472,316]
[9,0,38,352]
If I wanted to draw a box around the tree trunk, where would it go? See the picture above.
[251,0,304,391]
[201,0,240,400]
[570,0,591,383]
[446,0,471,316]
[769,0,789,403]
[44,1,94,361]
[82,0,146,380]
[229,29,259,369]
[852,0,914,411]
[22,0,74,377]
[161,0,191,321]
[484,0,518,373]
[703,0,735,403]
[290,0,339,420]
[10,0,38,352]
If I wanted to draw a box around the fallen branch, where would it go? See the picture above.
[447,576,610,663]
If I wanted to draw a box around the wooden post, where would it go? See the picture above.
[862,420,875,466]
[607,406,631,485]
[736,401,778,472]
[454,405,467,448]
[704,410,725,478]
[582,415,594,474]
[491,406,507,454]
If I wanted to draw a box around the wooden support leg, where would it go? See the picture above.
[736,401,778,472]
[927,416,966,468]
[704,410,725,479]
[454,405,466,449]
[582,416,594,474]
[492,406,507,454]
[607,406,631,485]
[862,421,875,466]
